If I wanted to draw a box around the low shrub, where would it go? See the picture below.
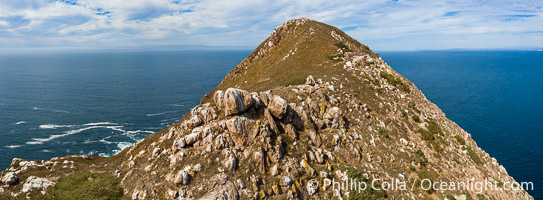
[334,42,352,52]
[464,145,482,165]
[446,193,457,200]
[327,53,344,61]
[339,166,387,200]
[378,127,389,139]
[284,77,307,87]
[454,135,466,145]
[380,71,410,92]
[412,115,421,123]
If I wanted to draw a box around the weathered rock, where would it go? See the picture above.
[268,95,287,119]
[200,181,239,200]
[259,91,271,106]
[270,164,279,176]
[174,170,190,185]
[307,179,318,196]
[264,109,279,135]
[2,172,18,185]
[167,188,179,198]
[21,176,54,193]
[314,149,324,164]
[299,160,315,176]
[186,114,203,128]
[308,129,321,147]
[194,164,202,172]
[131,190,147,200]
[213,90,225,109]
[224,153,238,171]
[226,117,252,147]
[306,75,315,86]
[284,124,297,139]
[280,176,292,187]
[223,88,254,116]
[176,127,203,148]
[254,149,266,174]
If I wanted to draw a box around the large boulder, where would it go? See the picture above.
[200,181,239,200]
[174,170,191,185]
[223,88,254,116]
[213,90,225,109]
[2,172,18,185]
[268,95,287,119]
[22,176,55,193]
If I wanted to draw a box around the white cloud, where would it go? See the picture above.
[0,0,541,50]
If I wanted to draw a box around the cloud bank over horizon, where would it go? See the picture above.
[0,0,542,51]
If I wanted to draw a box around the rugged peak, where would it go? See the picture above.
[204,18,376,100]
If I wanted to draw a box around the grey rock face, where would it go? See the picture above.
[268,95,287,119]
[21,176,54,193]
[1,172,18,185]
[223,88,254,116]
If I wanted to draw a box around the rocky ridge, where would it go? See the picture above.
[0,18,534,200]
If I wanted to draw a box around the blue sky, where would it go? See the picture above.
[0,0,542,51]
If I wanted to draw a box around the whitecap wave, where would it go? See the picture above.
[5,145,22,149]
[15,121,26,125]
[146,110,179,117]
[32,107,69,113]
[39,124,75,129]
[27,125,124,145]
[112,142,133,155]
[99,136,113,144]
[83,122,117,126]
[41,149,52,153]
[171,104,185,107]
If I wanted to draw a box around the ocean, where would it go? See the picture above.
[380,51,543,199]
[0,50,541,198]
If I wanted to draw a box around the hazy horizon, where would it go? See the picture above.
[1,0,542,51]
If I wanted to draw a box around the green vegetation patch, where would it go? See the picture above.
[284,76,307,87]
[417,119,444,152]
[415,170,435,194]
[463,191,473,200]
[454,135,466,145]
[51,173,123,200]
[327,53,344,61]
[339,166,387,200]
[412,115,421,123]
[464,145,482,165]
[377,127,389,139]
[415,149,429,167]
[380,71,410,93]
[446,193,457,200]
[401,110,408,120]
[334,42,352,52]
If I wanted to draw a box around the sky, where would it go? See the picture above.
[0,0,542,51]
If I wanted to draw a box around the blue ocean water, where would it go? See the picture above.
[380,51,543,199]
[0,50,249,167]
[0,50,541,198]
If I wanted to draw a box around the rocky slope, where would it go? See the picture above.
[0,18,534,200]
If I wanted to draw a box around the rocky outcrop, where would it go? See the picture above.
[21,176,55,194]
[215,88,255,116]
[1,172,18,186]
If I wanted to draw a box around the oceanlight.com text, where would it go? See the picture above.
[316,178,533,194]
